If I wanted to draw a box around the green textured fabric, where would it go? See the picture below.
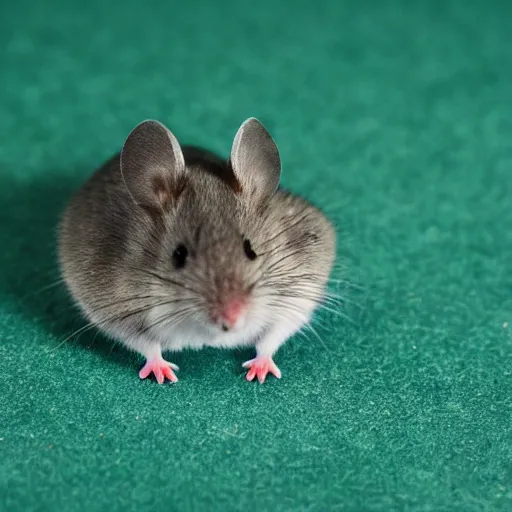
[1,0,511,510]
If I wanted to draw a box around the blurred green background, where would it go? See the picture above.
[0,0,511,510]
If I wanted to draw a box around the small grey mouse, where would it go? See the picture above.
[58,118,336,383]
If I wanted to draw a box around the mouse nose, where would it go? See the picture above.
[216,298,247,331]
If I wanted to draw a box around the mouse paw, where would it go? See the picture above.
[139,358,179,384]
[242,356,281,384]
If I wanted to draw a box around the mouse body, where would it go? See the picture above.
[58,118,335,383]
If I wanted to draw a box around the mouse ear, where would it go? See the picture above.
[120,120,186,214]
[230,118,281,204]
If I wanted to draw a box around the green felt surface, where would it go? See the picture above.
[1,0,511,510]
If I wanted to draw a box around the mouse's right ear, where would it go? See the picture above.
[120,120,186,214]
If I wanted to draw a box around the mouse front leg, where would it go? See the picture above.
[130,338,179,384]
[243,319,306,384]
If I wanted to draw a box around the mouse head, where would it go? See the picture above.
[121,118,304,337]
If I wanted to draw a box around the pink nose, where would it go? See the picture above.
[219,298,246,330]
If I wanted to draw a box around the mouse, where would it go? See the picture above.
[58,118,336,384]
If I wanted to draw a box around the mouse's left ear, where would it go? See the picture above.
[230,118,281,205]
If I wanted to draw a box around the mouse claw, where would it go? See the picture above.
[139,358,179,384]
[243,356,281,383]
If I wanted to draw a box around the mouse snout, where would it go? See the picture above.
[210,295,248,332]
[221,297,245,329]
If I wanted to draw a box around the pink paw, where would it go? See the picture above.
[139,358,179,384]
[242,356,282,384]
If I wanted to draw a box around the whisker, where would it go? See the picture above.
[266,293,355,324]
[315,303,355,324]
[88,294,189,313]
[256,206,311,250]
[303,323,332,353]
[325,292,363,310]
[50,321,99,350]
[20,278,66,300]
[328,278,365,291]
[126,267,202,296]
[86,328,103,350]
[259,248,310,278]
[268,307,332,353]
[138,305,198,337]
[50,297,196,351]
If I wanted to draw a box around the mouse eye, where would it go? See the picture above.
[243,239,257,261]
[172,244,188,269]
